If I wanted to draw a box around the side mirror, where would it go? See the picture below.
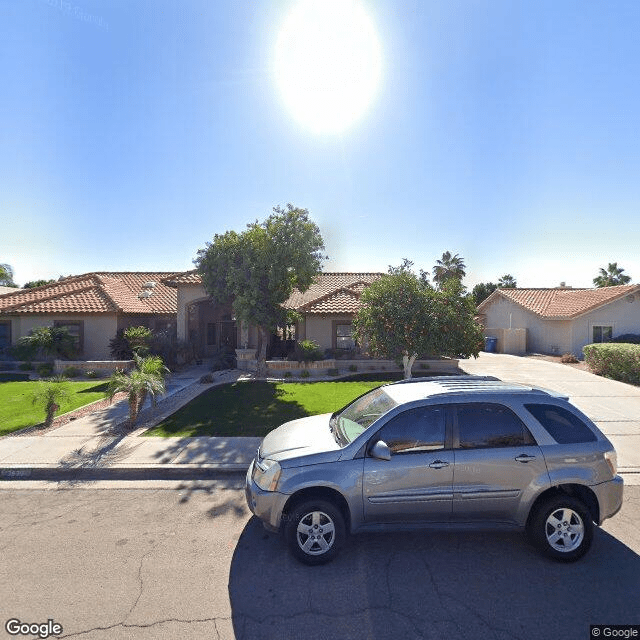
[370,440,392,461]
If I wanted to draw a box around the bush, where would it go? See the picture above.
[297,339,323,363]
[300,369,311,378]
[210,346,237,371]
[348,364,358,372]
[612,334,640,344]
[327,368,340,376]
[560,353,579,364]
[583,343,640,385]
[283,371,293,378]
[36,363,54,378]
[62,366,82,378]
[18,362,34,371]
[0,372,30,382]
[200,373,214,384]
[85,370,103,379]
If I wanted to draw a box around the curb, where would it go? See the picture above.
[0,463,250,481]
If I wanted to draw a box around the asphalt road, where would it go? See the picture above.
[1,480,639,640]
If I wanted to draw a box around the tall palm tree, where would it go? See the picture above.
[593,262,631,288]
[498,274,517,288]
[433,251,466,288]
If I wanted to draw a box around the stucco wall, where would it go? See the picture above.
[570,294,640,355]
[8,314,118,360]
[176,284,208,342]
[482,297,572,354]
[304,315,354,350]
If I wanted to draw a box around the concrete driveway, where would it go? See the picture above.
[459,353,640,477]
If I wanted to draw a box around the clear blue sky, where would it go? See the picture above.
[2,0,639,288]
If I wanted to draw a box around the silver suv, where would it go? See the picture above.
[245,376,623,565]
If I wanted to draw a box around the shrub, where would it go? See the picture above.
[583,343,640,385]
[0,372,30,382]
[560,353,579,364]
[200,373,214,384]
[62,366,82,378]
[36,363,54,378]
[16,326,77,360]
[283,371,293,378]
[297,339,323,363]
[32,378,71,428]
[85,370,103,379]
[420,363,430,370]
[327,368,340,376]
[210,346,237,371]
[124,326,153,356]
[300,369,311,378]
[612,334,640,344]
[348,364,358,372]
[18,362,34,371]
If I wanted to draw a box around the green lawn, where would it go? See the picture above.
[0,381,109,437]
[145,375,402,437]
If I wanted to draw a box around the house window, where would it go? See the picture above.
[335,323,355,350]
[54,321,84,354]
[207,323,217,346]
[0,321,11,351]
[592,325,613,343]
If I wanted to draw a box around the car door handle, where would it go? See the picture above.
[429,460,450,469]
[515,454,536,463]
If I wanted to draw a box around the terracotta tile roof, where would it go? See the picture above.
[164,271,383,315]
[0,286,17,295]
[0,273,178,315]
[284,273,383,312]
[478,285,640,318]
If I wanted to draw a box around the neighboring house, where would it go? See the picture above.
[164,271,383,357]
[0,286,18,295]
[477,284,640,356]
[0,273,178,360]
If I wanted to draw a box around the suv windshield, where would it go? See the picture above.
[332,387,398,444]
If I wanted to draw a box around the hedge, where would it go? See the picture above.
[583,343,640,385]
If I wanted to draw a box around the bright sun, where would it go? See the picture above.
[275,0,382,134]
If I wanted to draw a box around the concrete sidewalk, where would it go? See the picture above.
[1,353,639,482]
[0,365,262,480]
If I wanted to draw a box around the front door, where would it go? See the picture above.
[363,405,453,523]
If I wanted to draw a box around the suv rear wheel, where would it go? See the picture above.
[284,499,346,565]
[528,495,593,562]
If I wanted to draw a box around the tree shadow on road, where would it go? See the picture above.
[228,519,640,640]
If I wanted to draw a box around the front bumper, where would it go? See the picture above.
[593,475,624,524]
[245,460,289,533]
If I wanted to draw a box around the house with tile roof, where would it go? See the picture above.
[0,273,178,360]
[476,284,640,356]
[163,271,383,359]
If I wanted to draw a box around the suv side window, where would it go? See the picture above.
[376,405,446,455]
[525,404,597,444]
[455,403,536,449]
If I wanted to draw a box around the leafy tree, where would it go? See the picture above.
[23,279,56,289]
[0,263,17,287]
[353,262,484,379]
[106,355,168,426]
[498,274,517,288]
[16,326,77,360]
[432,251,466,288]
[472,282,497,306]
[593,262,632,287]
[32,378,71,429]
[195,204,326,376]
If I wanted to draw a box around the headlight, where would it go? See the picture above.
[253,458,281,492]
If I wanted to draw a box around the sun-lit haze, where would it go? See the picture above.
[274,0,382,134]
[1,0,639,289]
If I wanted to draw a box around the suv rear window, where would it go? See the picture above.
[525,404,597,444]
[455,403,536,449]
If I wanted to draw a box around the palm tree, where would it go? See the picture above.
[32,378,71,429]
[593,263,632,288]
[433,251,466,288]
[498,274,517,288]
[106,356,168,426]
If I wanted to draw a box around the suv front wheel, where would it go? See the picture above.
[528,495,594,562]
[284,499,346,565]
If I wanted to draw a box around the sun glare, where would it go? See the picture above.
[275,0,382,134]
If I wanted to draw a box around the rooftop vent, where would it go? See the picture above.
[142,281,156,289]
[138,290,153,299]
[558,282,572,289]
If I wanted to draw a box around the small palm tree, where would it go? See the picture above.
[32,378,71,429]
[593,263,631,288]
[433,251,466,288]
[106,356,168,426]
